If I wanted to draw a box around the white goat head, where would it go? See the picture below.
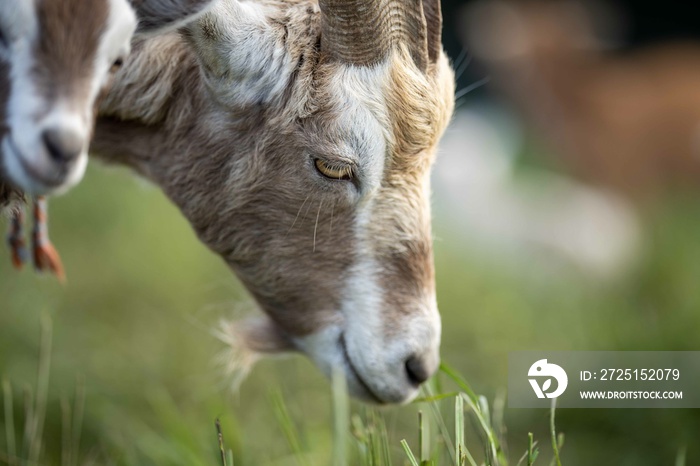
[94,0,455,404]
[0,0,214,196]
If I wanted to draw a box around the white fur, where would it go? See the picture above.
[188,0,297,106]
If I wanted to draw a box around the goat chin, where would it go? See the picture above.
[215,316,295,390]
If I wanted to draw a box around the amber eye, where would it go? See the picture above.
[110,57,124,73]
[314,159,353,180]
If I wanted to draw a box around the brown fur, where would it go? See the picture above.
[34,0,109,109]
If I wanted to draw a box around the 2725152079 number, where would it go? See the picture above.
[598,369,680,381]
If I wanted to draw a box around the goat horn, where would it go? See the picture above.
[422,0,443,64]
[318,0,430,70]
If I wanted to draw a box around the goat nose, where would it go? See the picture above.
[42,127,84,163]
[405,354,438,386]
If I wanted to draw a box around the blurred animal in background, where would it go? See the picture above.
[431,0,700,278]
[93,0,454,404]
[0,0,215,280]
[433,108,641,278]
[464,0,700,201]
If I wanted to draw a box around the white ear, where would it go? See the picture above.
[181,0,293,102]
[133,0,216,35]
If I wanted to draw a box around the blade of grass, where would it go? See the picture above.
[401,439,420,466]
[529,433,539,466]
[418,411,425,462]
[350,413,368,461]
[675,445,686,466]
[71,376,85,466]
[492,390,508,461]
[440,363,478,403]
[460,394,501,465]
[549,399,562,466]
[455,396,464,465]
[455,395,478,466]
[332,368,349,466]
[216,419,228,466]
[523,433,538,466]
[366,409,391,466]
[3,379,17,466]
[28,313,52,465]
[377,412,391,466]
[269,389,309,466]
[22,384,34,461]
[366,408,377,466]
[477,396,493,465]
[423,385,456,465]
[61,397,71,466]
[412,393,460,404]
[418,408,439,465]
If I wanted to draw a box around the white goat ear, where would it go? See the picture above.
[132,0,215,35]
[181,0,279,81]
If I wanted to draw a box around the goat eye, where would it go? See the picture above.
[110,57,124,73]
[314,159,353,180]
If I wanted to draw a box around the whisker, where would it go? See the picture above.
[454,76,491,101]
[313,200,322,252]
[454,50,473,80]
[452,47,469,71]
[328,201,335,237]
[286,194,310,236]
[300,193,315,226]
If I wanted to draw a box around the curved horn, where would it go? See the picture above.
[319,0,429,70]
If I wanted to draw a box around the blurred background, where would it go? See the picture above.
[3,0,700,464]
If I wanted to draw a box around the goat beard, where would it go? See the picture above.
[215,315,295,390]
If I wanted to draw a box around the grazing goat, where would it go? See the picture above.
[93,0,455,404]
[0,0,215,277]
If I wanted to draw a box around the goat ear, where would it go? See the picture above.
[132,0,215,35]
[180,1,281,85]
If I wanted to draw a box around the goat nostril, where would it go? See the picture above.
[405,356,432,386]
[42,128,83,163]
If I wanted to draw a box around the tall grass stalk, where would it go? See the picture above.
[28,313,52,465]
[332,369,349,466]
[270,388,309,466]
[675,446,686,466]
[3,379,16,466]
[549,399,563,466]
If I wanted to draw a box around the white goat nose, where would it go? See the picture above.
[42,127,84,164]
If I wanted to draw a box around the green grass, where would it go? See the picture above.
[2,164,700,464]
[1,317,566,466]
